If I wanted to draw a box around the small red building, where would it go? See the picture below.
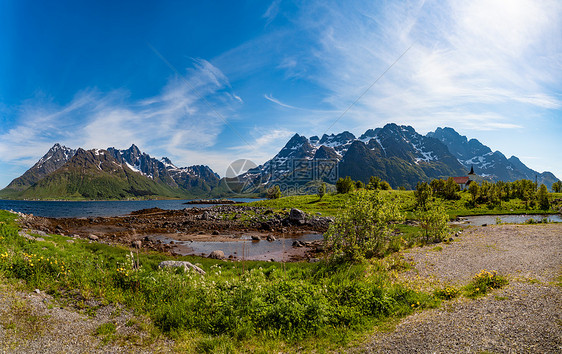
[452,176,471,190]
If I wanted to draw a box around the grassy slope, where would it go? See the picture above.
[1,168,199,201]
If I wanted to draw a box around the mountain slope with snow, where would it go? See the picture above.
[240,124,467,190]
[428,127,558,186]
[0,144,220,199]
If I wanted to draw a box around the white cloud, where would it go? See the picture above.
[264,94,299,110]
[227,127,295,167]
[296,0,562,133]
[263,0,281,25]
[0,59,241,173]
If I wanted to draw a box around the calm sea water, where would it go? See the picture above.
[0,198,259,218]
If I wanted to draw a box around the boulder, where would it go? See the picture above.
[209,250,226,260]
[88,234,99,241]
[292,240,305,247]
[266,235,276,242]
[251,235,261,241]
[289,208,306,224]
[18,231,34,240]
[158,261,206,275]
[132,240,142,248]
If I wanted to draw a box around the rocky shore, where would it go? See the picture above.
[18,205,333,261]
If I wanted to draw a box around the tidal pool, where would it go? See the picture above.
[151,233,324,261]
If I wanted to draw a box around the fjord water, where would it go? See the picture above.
[0,198,258,218]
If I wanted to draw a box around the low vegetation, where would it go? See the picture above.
[0,210,438,351]
[251,178,561,218]
[463,270,509,298]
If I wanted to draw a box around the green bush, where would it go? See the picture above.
[324,190,404,262]
[416,203,450,243]
[336,176,355,194]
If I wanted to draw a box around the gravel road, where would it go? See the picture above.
[364,224,562,353]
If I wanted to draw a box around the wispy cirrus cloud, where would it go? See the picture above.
[263,0,282,25]
[291,0,562,134]
[0,58,242,178]
[264,94,300,110]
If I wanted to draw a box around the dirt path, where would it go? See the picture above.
[363,224,562,353]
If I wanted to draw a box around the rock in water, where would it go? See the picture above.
[209,250,226,260]
[158,261,206,275]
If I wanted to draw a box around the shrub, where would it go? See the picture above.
[317,182,326,199]
[324,191,404,262]
[414,182,432,210]
[336,176,355,194]
[416,203,450,243]
[367,176,381,190]
[537,184,550,210]
[267,185,282,199]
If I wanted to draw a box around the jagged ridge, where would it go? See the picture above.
[1,144,220,200]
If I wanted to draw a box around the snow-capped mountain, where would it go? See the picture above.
[5,143,77,191]
[243,123,467,189]
[1,144,220,199]
[107,144,219,191]
[240,123,558,190]
[428,127,558,186]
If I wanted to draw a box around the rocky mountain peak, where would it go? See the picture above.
[161,157,175,167]
[428,127,557,185]
[318,131,356,145]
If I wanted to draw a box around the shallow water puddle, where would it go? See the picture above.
[152,233,323,261]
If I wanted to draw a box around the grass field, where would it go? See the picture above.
[248,189,561,218]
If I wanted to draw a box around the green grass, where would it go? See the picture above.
[0,210,439,352]
[248,189,560,218]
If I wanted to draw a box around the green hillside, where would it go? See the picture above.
[18,168,186,200]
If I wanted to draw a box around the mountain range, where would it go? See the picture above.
[0,144,219,200]
[0,124,558,199]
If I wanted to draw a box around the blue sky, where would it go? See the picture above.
[1,0,561,188]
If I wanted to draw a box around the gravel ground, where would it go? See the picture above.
[0,283,174,353]
[363,224,562,353]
